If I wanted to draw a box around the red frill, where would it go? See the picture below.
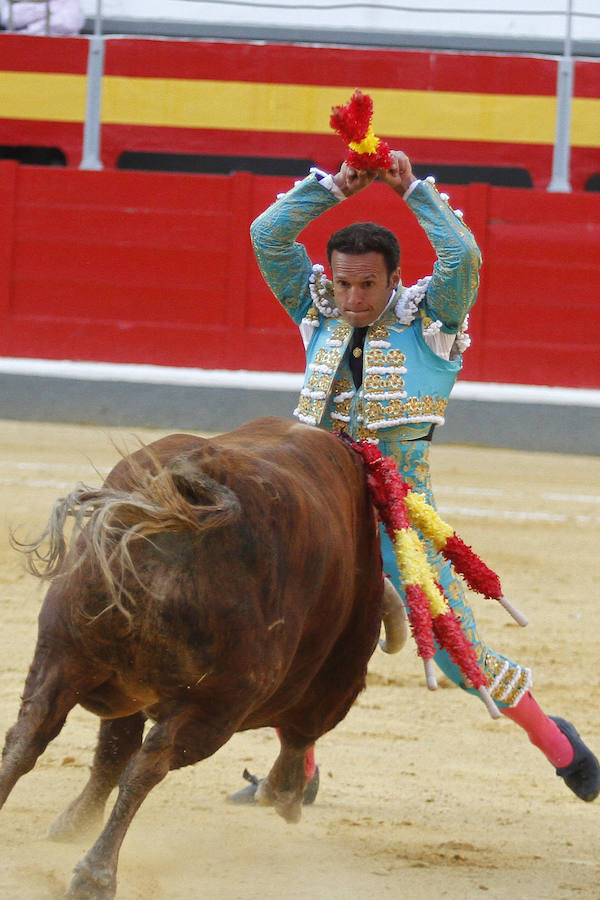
[349,442,410,533]
[330,89,393,172]
[432,610,488,689]
[443,533,502,599]
[405,584,435,661]
[346,145,392,172]
[329,90,373,144]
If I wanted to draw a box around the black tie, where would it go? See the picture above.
[349,327,367,389]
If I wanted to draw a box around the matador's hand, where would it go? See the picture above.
[332,161,377,197]
[378,150,418,195]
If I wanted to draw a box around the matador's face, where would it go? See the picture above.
[330,250,400,328]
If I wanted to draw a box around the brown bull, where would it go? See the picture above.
[0,417,397,899]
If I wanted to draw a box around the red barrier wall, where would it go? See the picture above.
[2,34,600,190]
[0,161,598,388]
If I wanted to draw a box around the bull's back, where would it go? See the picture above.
[212,418,369,510]
[115,418,372,542]
[108,418,377,614]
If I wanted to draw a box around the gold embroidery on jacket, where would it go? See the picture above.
[298,309,450,430]
[365,396,448,424]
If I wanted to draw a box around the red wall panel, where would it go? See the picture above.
[0,33,88,72]
[472,187,600,386]
[104,38,559,94]
[0,161,599,389]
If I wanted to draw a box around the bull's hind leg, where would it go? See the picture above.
[256,734,311,824]
[49,713,146,842]
[261,604,380,824]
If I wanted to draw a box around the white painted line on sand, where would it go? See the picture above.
[437,504,600,525]
[542,492,600,504]
[0,477,75,489]
[2,472,599,524]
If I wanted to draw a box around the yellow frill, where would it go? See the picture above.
[348,126,380,155]
[405,491,454,550]
[394,528,449,617]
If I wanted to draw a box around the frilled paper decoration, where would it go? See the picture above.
[341,434,529,718]
[404,491,528,626]
[330,90,392,172]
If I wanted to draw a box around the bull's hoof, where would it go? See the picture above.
[552,716,600,802]
[64,860,116,900]
[256,778,302,824]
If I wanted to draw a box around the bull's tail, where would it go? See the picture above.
[11,451,240,618]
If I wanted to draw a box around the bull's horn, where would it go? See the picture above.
[379,577,408,654]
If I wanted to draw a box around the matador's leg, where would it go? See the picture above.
[379,438,599,802]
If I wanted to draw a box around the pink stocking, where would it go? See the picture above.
[501,691,574,767]
[275,729,317,782]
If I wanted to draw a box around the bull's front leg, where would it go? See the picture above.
[0,663,81,810]
[49,713,146,843]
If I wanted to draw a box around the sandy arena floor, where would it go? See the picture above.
[0,418,598,899]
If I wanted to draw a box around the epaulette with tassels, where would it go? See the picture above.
[341,434,528,719]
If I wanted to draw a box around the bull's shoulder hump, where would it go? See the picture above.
[106,433,206,488]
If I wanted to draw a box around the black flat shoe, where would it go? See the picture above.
[227,768,260,804]
[551,716,600,802]
[303,766,320,805]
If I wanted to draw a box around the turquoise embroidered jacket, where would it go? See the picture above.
[250,174,481,440]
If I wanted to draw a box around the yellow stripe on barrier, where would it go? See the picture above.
[0,72,87,122]
[1,71,599,148]
[571,97,600,147]
[102,78,600,147]
[103,78,559,143]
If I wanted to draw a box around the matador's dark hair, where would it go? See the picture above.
[326,222,400,277]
